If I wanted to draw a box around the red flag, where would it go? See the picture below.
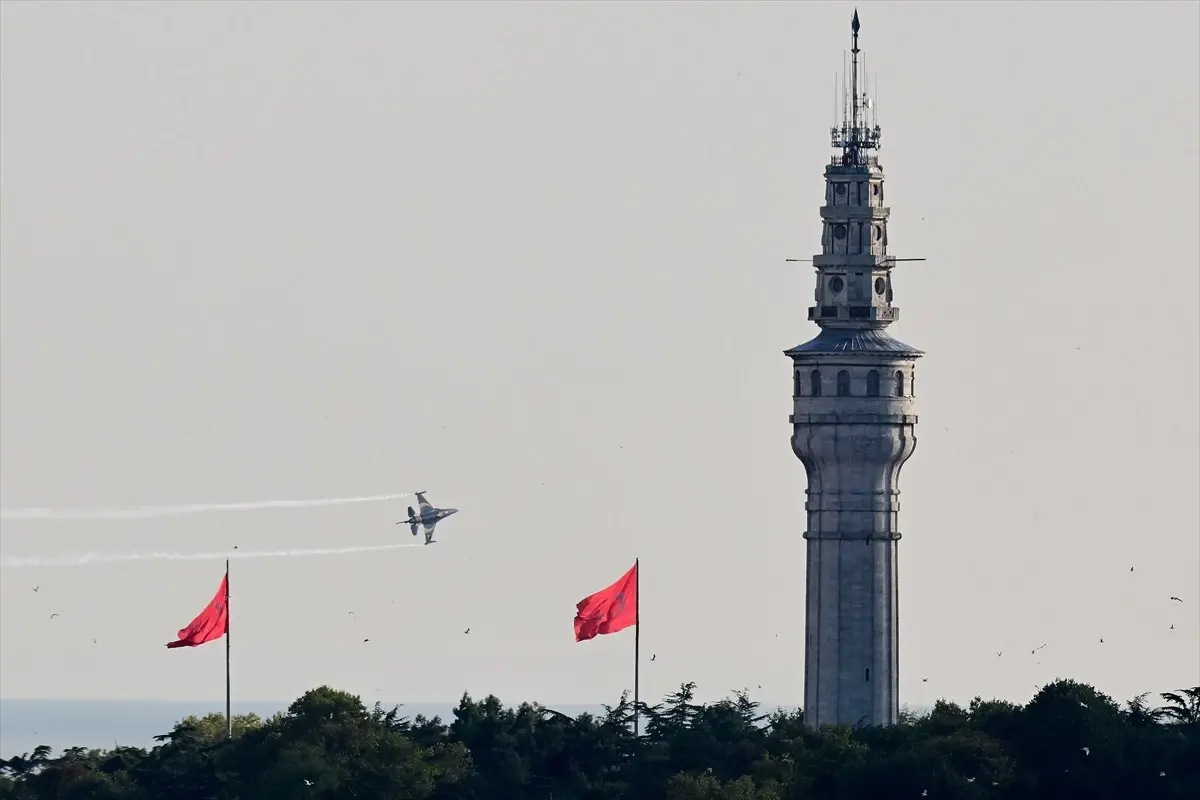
[165,574,228,649]
[574,562,637,642]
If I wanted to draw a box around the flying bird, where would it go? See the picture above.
[32,585,39,592]
[363,638,369,643]
[463,628,470,635]
[651,654,656,661]
[1082,747,1090,756]
[49,613,59,619]
[1170,596,1182,602]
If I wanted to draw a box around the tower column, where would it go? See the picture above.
[794,405,916,727]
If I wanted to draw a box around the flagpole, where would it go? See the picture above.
[225,558,231,740]
[633,557,640,739]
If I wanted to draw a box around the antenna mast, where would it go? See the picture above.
[851,11,860,133]
[831,9,881,167]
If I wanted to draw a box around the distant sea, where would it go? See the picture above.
[0,699,652,758]
[0,699,542,759]
[1,698,934,759]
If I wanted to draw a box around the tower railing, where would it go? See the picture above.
[831,125,882,149]
[829,154,880,169]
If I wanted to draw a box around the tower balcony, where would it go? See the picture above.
[813,253,894,269]
[831,125,882,150]
[820,206,890,220]
[828,154,881,171]
[809,304,899,323]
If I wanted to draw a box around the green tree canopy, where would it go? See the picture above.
[1,680,1196,800]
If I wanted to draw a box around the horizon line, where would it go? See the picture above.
[0,696,934,709]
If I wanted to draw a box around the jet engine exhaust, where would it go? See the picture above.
[1,542,428,569]
[0,493,415,522]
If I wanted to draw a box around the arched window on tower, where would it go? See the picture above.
[837,370,851,397]
[866,370,880,397]
[794,371,802,397]
[894,370,905,397]
[810,370,822,397]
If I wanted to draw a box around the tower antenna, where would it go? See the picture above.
[842,52,848,128]
[874,71,879,127]
[831,9,879,167]
[863,52,870,128]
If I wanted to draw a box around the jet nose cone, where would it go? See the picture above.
[447,508,459,515]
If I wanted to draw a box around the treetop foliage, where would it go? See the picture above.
[1,680,1197,799]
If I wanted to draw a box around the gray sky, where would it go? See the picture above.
[1,0,1197,710]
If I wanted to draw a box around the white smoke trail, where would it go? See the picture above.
[0,493,413,521]
[0,542,427,568]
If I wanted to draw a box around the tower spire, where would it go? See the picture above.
[851,10,860,134]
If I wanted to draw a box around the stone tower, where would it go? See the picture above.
[785,9,922,729]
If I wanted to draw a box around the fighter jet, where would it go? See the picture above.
[397,491,458,545]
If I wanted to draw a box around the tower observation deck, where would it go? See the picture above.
[784,9,923,729]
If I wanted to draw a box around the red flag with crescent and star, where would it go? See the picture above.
[165,574,228,649]
[574,562,637,642]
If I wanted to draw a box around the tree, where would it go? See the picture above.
[1158,687,1200,726]
[1,680,1198,799]
[0,746,52,780]
[173,712,264,744]
[229,686,471,799]
[666,772,781,800]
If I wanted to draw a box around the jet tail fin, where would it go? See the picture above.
[407,506,415,518]
[410,522,419,537]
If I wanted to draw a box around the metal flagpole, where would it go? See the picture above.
[225,559,232,740]
[633,557,640,739]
